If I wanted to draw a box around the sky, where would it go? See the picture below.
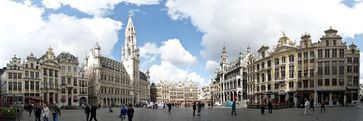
[0,0,362,86]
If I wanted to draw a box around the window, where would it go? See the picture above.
[304,52,308,59]
[332,79,337,86]
[267,84,271,90]
[18,73,22,79]
[25,81,29,90]
[289,65,294,78]
[68,78,71,85]
[267,60,271,67]
[310,51,314,58]
[282,56,286,63]
[354,58,359,64]
[353,66,359,73]
[281,67,285,78]
[325,79,330,86]
[298,82,302,88]
[326,40,329,46]
[324,61,330,75]
[8,82,12,90]
[325,49,330,58]
[298,70,302,78]
[73,67,77,73]
[289,82,294,88]
[49,69,53,76]
[31,63,34,69]
[261,73,265,82]
[332,49,337,58]
[275,58,279,66]
[30,71,34,79]
[333,40,337,46]
[347,66,352,73]
[339,49,344,58]
[267,70,271,81]
[25,71,29,78]
[74,77,77,86]
[62,66,65,71]
[14,82,17,90]
[62,88,66,93]
[55,70,58,77]
[43,69,47,76]
[304,70,308,77]
[339,66,344,75]
[36,72,39,79]
[62,77,65,85]
[348,57,352,63]
[30,81,34,90]
[339,79,344,86]
[298,53,302,59]
[318,49,323,58]
[310,69,314,77]
[310,80,314,88]
[18,82,22,91]
[74,89,78,94]
[275,83,279,89]
[275,68,279,80]
[35,82,39,90]
[310,59,314,63]
[318,79,323,86]
[8,72,12,79]
[289,55,294,62]
[68,66,71,72]
[332,66,337,75]
[303,80,308,88]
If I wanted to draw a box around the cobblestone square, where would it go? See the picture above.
[19,105,363,121]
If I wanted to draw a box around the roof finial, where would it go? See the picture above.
[282,31,285,36]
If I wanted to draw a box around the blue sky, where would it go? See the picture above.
[0,0,362,86]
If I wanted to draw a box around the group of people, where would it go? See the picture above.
[260,100,273,114]
[25,103,61,121]
[304,99,326,115]
[192,101,203,116]
[120,104,135,121]
[83,105,98,121]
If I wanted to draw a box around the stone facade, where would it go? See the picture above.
[1,48,88,106]
[247,28,360,107]
[211,45,251,106]
[156,80,198,107]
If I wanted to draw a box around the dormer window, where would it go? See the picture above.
[326,40,329,46]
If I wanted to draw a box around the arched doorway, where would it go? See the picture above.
[79,97,87,106]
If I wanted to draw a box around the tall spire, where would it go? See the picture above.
[126,15,135,34]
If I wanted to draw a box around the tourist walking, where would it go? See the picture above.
[42,104,50,121]
[268,101,273,114]
[51,103,61,121]
[167,103,172,112]
[127,104,134,121]
[89,105,98,121]
[320,101,326,113]
[197,101,202,116]
[84,105,90,121]
[231,100,237,115]
[309,99,314,112]
[28,103,33,116]
[120,105,128,121]
[35,104,42,121]
[260,103,265,115]
[304,99,310,115]
[192,102,196,116]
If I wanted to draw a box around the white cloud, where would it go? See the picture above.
[149,61,205,84]
[204,60,219,74]
[0,0,122,67]
[165,0,363,62]
[160,39,197,65]
[42,0,160,17]
[140,39,197,66]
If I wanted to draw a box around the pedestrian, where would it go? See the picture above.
[167,103,172,112]
[304,99,310,115]
[29,103,33,116]
[127,104,134,121]
[320,101,325,113]
[35,104,42,121]
[84,105,91,121]
[120,105,128,121]
[109,106,113,113]
[89,105,98,121]
[231,100,237,115]
[260,103,265,115]
[192,102,196,116]
[42,104,50,121]
[309,99,314,112]
[197,101,202,116]
[51,103,61,121]
[268,101,273,114]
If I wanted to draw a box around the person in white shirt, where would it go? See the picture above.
[304,99,310,115]
[42,104,50,121]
